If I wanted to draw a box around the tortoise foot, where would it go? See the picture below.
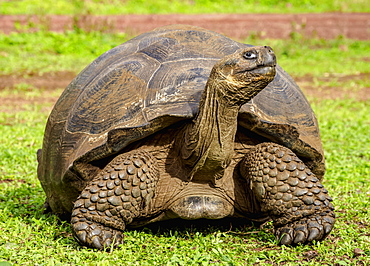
[72,218,123,249]
[241,142,335,245]
[275,210,335,245]
[70,150,159,249]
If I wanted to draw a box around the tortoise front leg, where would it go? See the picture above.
[240,142,335,245]
[71,151,159,249]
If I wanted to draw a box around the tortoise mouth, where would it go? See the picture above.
[250,65,276,76]
[236,64,276,75]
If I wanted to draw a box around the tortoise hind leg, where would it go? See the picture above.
[240,142,335,245]
[71,150,159,249]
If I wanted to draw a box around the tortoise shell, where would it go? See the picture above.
[38,24,324,216]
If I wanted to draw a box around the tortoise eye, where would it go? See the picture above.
[244,51,257,59]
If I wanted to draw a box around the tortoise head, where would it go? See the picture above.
[209,46,276,106]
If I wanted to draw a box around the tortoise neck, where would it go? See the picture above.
[179,78,242,181]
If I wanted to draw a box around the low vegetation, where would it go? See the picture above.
[0,31,127,75]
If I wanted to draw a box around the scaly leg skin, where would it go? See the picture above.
[240,142,335,245]
[70,151,159,249]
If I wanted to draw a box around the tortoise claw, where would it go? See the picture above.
[275,212,335,245]
[278,228,293,245]
[72,219,123,250]
[293,230,306,244]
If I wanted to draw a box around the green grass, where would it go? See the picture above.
[1,0,369,15]
[0,31,128,75]
[1,30,370,78]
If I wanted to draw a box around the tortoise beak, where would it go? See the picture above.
[258,46,276,68]
[250,46,276,76]
[251,66,276,76]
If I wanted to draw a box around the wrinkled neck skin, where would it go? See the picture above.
[179,75,252,183]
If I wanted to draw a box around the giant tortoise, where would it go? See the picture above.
[37,25,335,249]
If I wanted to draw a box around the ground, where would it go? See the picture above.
[0,13,369,110]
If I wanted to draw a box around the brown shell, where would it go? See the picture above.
[38,25,324,216]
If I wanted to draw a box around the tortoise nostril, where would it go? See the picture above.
[264,46,273,54]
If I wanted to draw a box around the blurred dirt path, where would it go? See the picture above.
[1,13,369,40]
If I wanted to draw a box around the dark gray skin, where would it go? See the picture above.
[69,46,335,249]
